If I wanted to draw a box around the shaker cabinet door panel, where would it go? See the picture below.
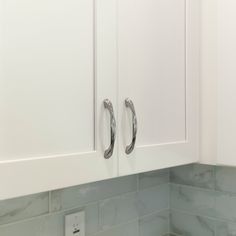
[0,0,117,200]
[118,0,199,175]
[0,0,94,160]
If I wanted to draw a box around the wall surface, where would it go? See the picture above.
[2,163,236,236]
[170,164,236,236]
[0,170,170,236]
[200,0,218,165]
[200,0,236,166]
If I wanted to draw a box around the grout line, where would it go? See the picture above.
[136,173,140,236]
[97,198,102,230]
[168,168,171,183]
[170,182,214,192]
[213,165,217,191]
[168,208,171,234]
[137,174,140,191]
[139,208,170,221]
[0,201,99,228]
[88,217,139,236]
[170,208,236,224]
[168,233,182,236]
[137,174,141,235]
[168,182,171,209]
[170,208,216,220]
[48,191,52,213]
[140,181,170,192]
[170,182,236,196]
[168,168,171,235]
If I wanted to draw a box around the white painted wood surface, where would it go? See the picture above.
[118,0,200,175]
[0,0,200,199]
[200,0,236,166]
[200,0,218,165]
[0,0,118,200]
[0,0,94,160]
[217,0,236,166]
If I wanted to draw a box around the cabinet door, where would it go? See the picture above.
[118,0,199,175]
[0,0,117,200]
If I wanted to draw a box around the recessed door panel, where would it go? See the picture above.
[119,0,186,146]
[0,0,95,160]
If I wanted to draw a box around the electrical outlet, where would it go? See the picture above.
[65,211,85,236]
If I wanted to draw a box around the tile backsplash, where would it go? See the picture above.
[0,169,169,236]
[3,164,236,236]
[170,164,236,236]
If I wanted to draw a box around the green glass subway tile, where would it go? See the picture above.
[215,166,236,193]
[215,220,236,236]
[170,184,216,218]
[0,203,99,236]
[139,210,169,236]
[0,192,49,225]
[137,184,169,217]
[170,210,215,236]
[139,168,169,190]
[91,220,139,236]
[99,192,139,230]
[170,164,215,189]
[51,175,137,211]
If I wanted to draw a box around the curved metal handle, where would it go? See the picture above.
[103,99,116,159]
[125,98,137,155]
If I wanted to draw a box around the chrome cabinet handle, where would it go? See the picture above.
[125,98,137,155]
[103,99,116,159]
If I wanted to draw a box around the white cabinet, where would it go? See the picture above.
[0,0,118,200]
[118,0,200,175]
[0,0,199,200]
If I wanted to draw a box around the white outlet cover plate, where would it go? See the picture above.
[65,211,85,236]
